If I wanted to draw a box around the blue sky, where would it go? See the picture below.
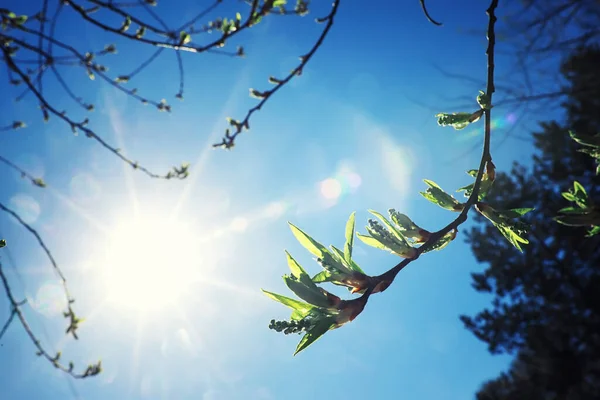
[0,1,553,399]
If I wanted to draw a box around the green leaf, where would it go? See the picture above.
[285,251,317,289]
[500,208,535,219]
[421,229,457,254]
[569,130,600,147]
[420,180,464,211]
[562,191,576,201]
[32,178,46,188]
[368,210,409,246]
[179,31,191,44]
[356,232,388,250]
[477,90,491,110]
[273,0,288,7]
[587,226,600,237]
[294,316,336,355]
[14,15,27,25]
[476,204,531,252]
[283,277,332,308]
[573,181,586,196]
[436,110,484,130]
[497,224,529,252]
[343,212,355,265]
[456,168,494,201]
[288,223,326,258]
[312,270,332,283]
[262,290,314,316]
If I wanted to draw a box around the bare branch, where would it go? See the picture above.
[213,0,342,149]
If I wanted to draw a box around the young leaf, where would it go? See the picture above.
[436,110,484,130]
[294,316,336,355]
[456,167,495,201]
[288,223,326,258]
[389,209,431,242]
[283,277,333,308]
[368,210,409,245]
[420,180,465,211]
[344,212,355,265]
[477,90,491,110]
[421,229,457,254]
[587,226,600,237]
[312,270,332,283]
[356,233,388,250]
[285,251,317,289]
[569,130,600,147]
[262,290,314,316]
[476,203,532,252]
[179,31,191,45]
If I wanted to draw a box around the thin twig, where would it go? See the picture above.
[213,0,342,149]
[0,262,100,378]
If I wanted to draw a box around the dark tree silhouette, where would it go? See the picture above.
[464,45,600,399]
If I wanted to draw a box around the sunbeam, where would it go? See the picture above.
[170,69,251,221]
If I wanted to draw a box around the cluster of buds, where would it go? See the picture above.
[269,318,313,335]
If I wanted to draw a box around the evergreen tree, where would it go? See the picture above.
[465,45,600,399]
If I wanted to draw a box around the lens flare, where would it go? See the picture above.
[320,178,343,200]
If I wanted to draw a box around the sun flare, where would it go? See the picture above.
[100,216,202,313]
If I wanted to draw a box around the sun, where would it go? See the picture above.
[100,215,202,313]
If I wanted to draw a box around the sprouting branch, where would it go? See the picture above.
[213,0,341,149]
[1,44,188,180]
[0,154,47,187]
[0,200,75,317]
[0,261,101,378]
[356,0,499,306]
[263,0,503,355]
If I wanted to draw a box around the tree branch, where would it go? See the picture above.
[346,0,499,310]
[212,0,341,149]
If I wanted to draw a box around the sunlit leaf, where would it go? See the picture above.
[569,130,600,147]
[477,90,491,110]
[587,226,600,237]
[283,277,332,308]
[368,210,408,245]
[344,212,355,265]
[476,203,532,252]
[436,110,484,130]
[179,31,191,44]
[421,229,457,254]
[312,270,332,283]
[285,251,317,288]
[355,232,387,250]
[420,180,464,211]
[288,223,326,258]
[294,316,336,355]
[262,290,314,316]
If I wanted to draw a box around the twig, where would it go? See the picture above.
[420,0,442,26]
[212,0,341,149]
[0,262,101,378]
